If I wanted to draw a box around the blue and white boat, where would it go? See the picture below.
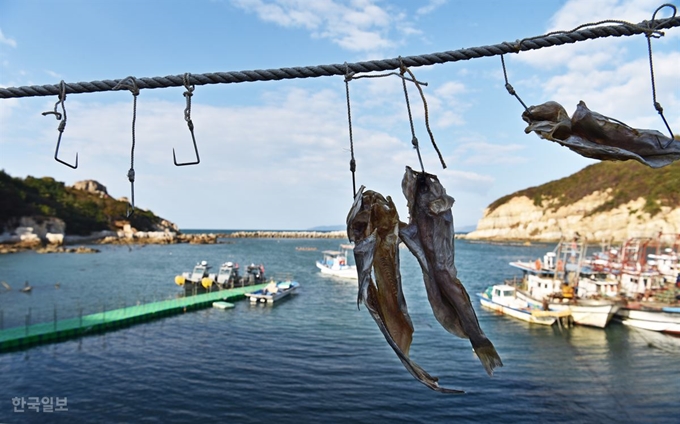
[478,284,565,326]
[246,279,300,304]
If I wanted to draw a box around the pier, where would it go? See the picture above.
[531,309,574,328]
[0,283,267,353]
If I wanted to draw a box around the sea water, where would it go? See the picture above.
[0,237,678,423]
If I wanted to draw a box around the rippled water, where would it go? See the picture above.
[1,237,679,423]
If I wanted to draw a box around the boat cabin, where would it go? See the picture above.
[216,262,240,285]
[576,273,619,298]
[619,270,664,297]
[319,250,350,270]
[490,285,517,302]
[189,261,210,281]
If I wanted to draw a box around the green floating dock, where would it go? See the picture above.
[0,283,267,353]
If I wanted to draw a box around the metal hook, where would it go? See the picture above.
[41,81,78,169]
[126,168,135,219]
[173,73,200,166]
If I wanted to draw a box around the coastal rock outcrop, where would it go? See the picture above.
[463,193,680,243]
[72,180,110,198]
[463,160,680,243]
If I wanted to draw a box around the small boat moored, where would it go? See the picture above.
[316,244,357,280]
[246,279,300,304]
[478,284,569,326]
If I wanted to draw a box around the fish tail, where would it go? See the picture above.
[473,342,503,377]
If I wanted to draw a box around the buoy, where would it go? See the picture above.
[201,277,213,289]
[174,275,185,286]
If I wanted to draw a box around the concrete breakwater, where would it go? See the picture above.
[223,230,346,239]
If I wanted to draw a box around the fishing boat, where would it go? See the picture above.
[246,279,300,304]
[477,284,566,326]
[316,244,357,279]
[510,239,620,328]
[598,235,680,333]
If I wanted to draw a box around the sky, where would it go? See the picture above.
[0,0,678,231]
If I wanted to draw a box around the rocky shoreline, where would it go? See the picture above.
[0,229,349,254]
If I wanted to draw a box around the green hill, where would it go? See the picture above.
[487,160,680,217]
[0,170,169,235]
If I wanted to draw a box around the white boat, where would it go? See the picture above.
[316,244,357,280]
[246,280,300,304]
[616,305,680,335]
[478,284,566,326]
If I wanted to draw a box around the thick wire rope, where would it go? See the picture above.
[1,15,678,99]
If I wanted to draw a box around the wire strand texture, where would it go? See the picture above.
[1,15,678,100]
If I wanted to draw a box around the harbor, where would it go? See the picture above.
[1,236,679,422]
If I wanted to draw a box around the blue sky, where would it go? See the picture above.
[1,0,678,230]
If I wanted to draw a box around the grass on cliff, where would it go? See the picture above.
[0,170,164,235]
[487,160,680,216]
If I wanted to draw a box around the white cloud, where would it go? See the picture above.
[230,0,420,52]
[511,0,679,137]
[416,0,447,16]
[454,139,528,166]
[44,70,63,79]
[0,28,17,48]
[516,0,678,71]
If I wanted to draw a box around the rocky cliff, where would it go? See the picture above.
[0,171,179,249]
[463,161,680,243]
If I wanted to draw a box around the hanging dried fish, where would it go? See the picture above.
[522,101,680,168]
[399,167,503,377]
[347,186,462,393]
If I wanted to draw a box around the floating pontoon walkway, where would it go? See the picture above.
[0,283,267,353]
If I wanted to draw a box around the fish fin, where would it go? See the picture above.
[428,194,455,216]
[353,231,377,310]
[473,342,504,377]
